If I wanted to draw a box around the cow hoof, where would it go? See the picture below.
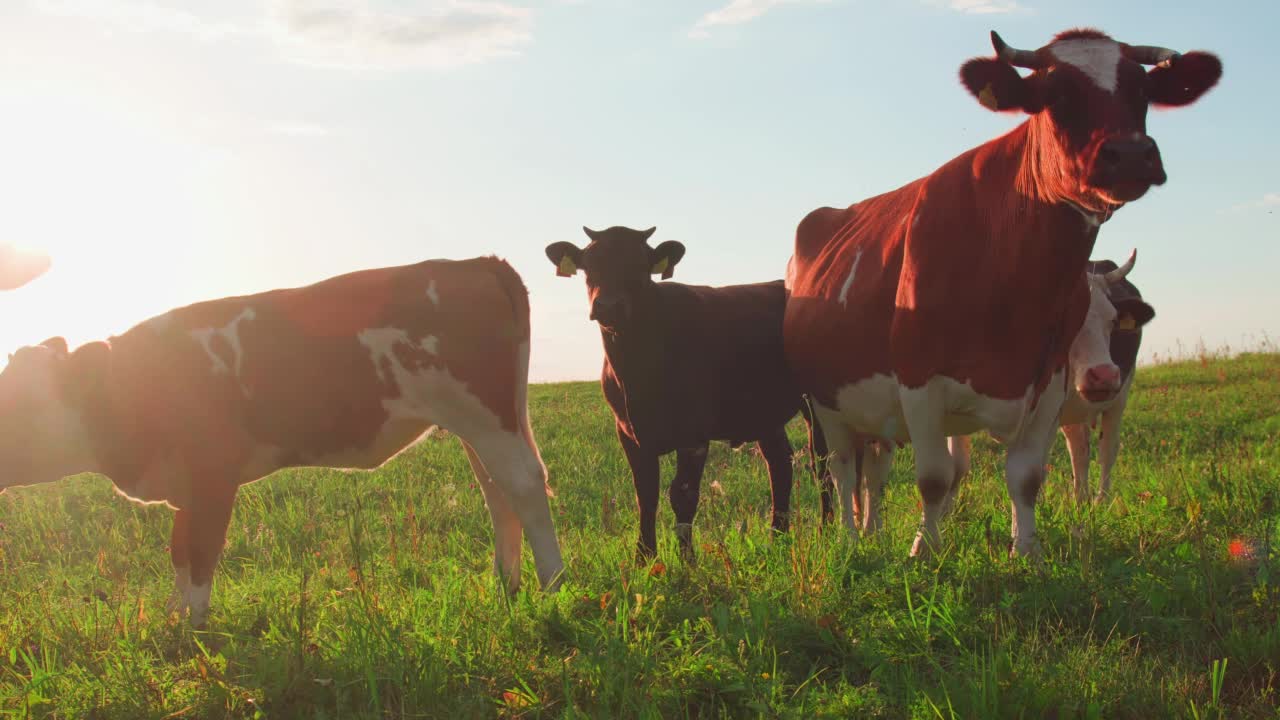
[1009,537,1043,559]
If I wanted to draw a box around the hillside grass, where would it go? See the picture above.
[2,353,1278,719]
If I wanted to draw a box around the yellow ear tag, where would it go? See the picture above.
[978,83,999,110]
[651,257,669,276]
[1117,314,1136,331]
[557,256,577,277]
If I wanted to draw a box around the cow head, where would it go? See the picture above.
[961,29,1221,210]
[1069,250,1155,403]
[546,226,685,331]
[0,338,106,493]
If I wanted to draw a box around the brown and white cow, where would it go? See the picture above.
[0,256,564,626]
[929,252,1155,527]
[0,243,51,290]
[547,226,830,561]
[784,29,1219,557]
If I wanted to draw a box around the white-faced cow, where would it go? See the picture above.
[0,257,564,626]
[547,226,830,561]
[784,29,1219,557]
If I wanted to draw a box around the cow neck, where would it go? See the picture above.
[969,124,1102,404]
[76,347,152,487]
[1012,117,1120,224]
[598,288,665,425]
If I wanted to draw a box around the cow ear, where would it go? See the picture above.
[649,241,685,280]
[960,58,1034,113]
[0,244,51,290]
[58,341,111,405]
[1115,299,1155,330]
[1147,51,1222,107]
[40,336,69,358]
[545,242,583,277]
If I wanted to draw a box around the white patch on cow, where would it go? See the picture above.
[187,581,212,626]
[168,567,191,613]
[1051,39,1122,93]
[190,307,256,393]
[326,326,513,471]
[426,280,440,307]
[837,249,864,307]
[830,373,1043,446]
[421,335,440,355]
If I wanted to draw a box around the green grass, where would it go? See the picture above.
[2,353,1279,719]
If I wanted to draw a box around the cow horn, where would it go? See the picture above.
[582,226,601,242]
[991,30,1044,69]
[1123,44,1181,68]
[1104,249,1137,285]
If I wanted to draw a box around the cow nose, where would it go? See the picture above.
[590,297,626,325]
[1085,364,1121,391]
[1099,136,1158,168]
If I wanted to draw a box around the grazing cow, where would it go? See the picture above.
[0,243,51,290]
[546,226,829,560]
[934,251,1156,527]
[784,29,1219,557]
[0,257,564,626]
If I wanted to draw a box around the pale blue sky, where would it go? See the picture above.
[0,0,1274,381]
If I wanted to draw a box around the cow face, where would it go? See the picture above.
[0,338,101,492]
[1069,251,1155,403]
[546,226,686,331]
[961,29,1221,207]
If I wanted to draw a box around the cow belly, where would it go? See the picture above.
[831,374,1040,443]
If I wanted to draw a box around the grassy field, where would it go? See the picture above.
[2,352,1278,719]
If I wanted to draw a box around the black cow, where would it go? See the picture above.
[546,226,832,560]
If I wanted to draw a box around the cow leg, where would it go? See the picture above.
[1060,423,1092,505]
[167,509,192,615]
[901,385,953,559]
[802,399,836,525]
[185,487,238,628]
[618,427,662,561]
[812,405,860,536]
[860,441,892,533]
[462,440,523,593]
[465,431,564,592]
[941,435,972,519]
[1095,397,1127,503]
[758,426,796,534]
[670,445,708,561]
[1004,376,1066,557]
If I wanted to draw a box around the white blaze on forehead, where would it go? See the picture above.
[838,249,864,307]
[190,307,256,383]
[426,280,440,307]
[1051,39,1122,93]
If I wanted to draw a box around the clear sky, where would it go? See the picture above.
[0,0,1274,382]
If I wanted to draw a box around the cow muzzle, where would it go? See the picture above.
[1078,363,1122,403]
[1090,135,1167,203]
[589,295,630,328]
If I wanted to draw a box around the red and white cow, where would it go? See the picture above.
[0,243,51,290]
[784,29,1219,557]
[0,257,564,625]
